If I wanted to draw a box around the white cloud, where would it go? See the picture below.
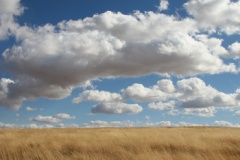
[57,123,79,128]
[1,9,237,110]
[127,77,240,117]
[29,115,61,124]
[26,106,37,111]
[154,79,175,93]
[214,120,240,127]
[0,0,24,40]
[29,113,75,123]
[177,122,203,127]
[228,42,240,58]
[92,102,143,114]
[0,1,239,111]
[183,107,216,117]
[122,83,168,102]
[53,113,75,119]
[148,101,176,110]
[235,110,240,116]
[22,124,54,129]
[122,77,240,112]
[84,120,135,128]
[158,0,169,11]
[72,90,122,103]
[184,0,240,34]
[177,78,238,108]
[158,121,172,126]
[0,122,15,128]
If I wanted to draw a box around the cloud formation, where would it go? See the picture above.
[0,0,239,110]
[70,77,240,116]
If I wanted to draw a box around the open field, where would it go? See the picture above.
[0,127,240,160]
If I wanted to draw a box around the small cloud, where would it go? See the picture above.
[92,102,143,114]
[26,106,37,111]
[158,0,169,11]
[29,113,75,124]
[29,115,60,124]
[54,113,75,120]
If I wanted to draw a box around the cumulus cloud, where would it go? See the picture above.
[184,0,240,34]
[177,78,238,108]
[78,77,240,116]
[158,0,169,11]
[72,90,122,103]
[119,77,240,116]
[122,83,167,102]
[0,1,239,110]
[29,113,75,123]
[124,77,239,110]
[92,102,143,114]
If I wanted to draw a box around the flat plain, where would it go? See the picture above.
[0,127,240,160]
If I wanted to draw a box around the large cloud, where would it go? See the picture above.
[184,0,240,34]
[0,1,238,110]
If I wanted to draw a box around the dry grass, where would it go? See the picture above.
[0,127,240,160]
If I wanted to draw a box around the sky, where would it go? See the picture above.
[0,0,240,128]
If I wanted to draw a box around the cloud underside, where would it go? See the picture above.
[0,0,240,110]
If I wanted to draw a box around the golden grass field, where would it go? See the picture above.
[0,127,240,160]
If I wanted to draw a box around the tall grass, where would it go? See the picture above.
[0,127,240,160]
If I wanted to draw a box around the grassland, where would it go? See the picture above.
[0,127,240,160]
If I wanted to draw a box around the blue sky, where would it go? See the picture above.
[0,0,240,128]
